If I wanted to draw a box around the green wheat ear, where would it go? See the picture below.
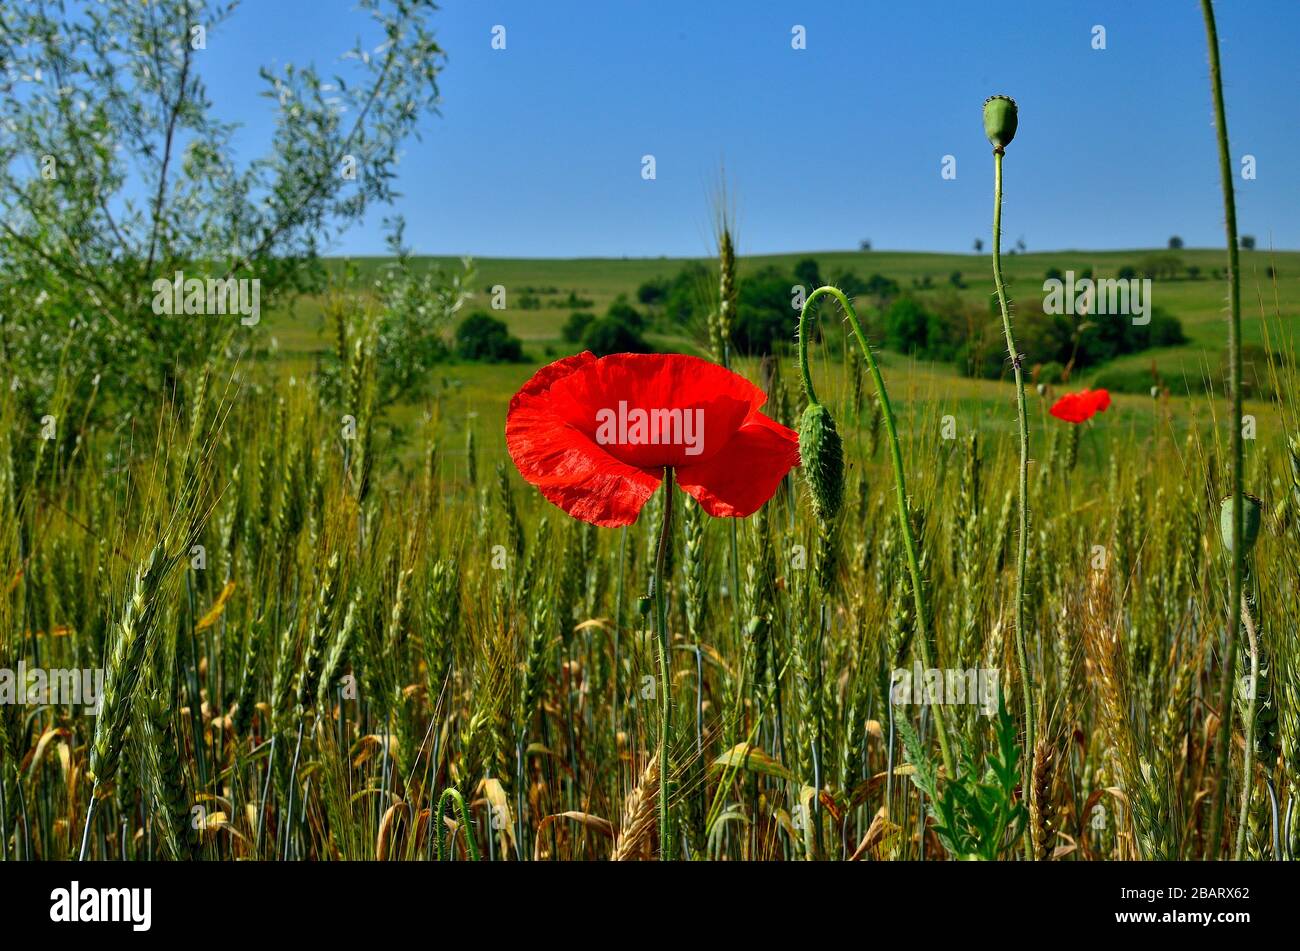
[799,401,844,523]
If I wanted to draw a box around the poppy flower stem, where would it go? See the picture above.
[1201,0,1244,860]
[650,467,675,860]
[797,286,955,780]
[992,147,1037,787]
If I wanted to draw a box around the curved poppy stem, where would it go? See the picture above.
[650,467,675,859]
[434,787,481,861]
[993,147,1037,807]
[1201,0,1243,860]
[797,286,954,780]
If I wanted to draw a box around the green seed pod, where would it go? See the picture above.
[983,95,1018,150]
[1219,493,1262,555]
[799,401,844,523]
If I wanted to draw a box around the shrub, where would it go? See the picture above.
[794,258,823,290]
[637,278,669,307]
[831,270,870,301]
[562,311,597,343]
[606,296,644,330]
[733,266,798,355]
[581,317,651,357]
[885,297,933,354]
[1036,361,1066,385]
[455,312,524,362]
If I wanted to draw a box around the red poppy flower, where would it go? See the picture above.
[1049,388,1111,424]
[506,352,800,527]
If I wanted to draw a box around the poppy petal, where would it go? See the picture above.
[541,353,763,468]
[676,413,800,518]
[1049,392,1089,423]
[507,355,661,527]
[511,351,597,404]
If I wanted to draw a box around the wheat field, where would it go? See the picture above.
[1,312,1297,862]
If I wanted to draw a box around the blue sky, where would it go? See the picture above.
[197,0,1300,257]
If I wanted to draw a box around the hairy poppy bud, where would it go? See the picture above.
[983,95,1018,150]
[1219,493,1262,555]
[798,401,844,523]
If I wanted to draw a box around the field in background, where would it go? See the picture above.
[265,248,1299,476]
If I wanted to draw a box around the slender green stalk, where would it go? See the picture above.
[1235,583,1258,860]
[797,286,953,778]
[650,468,675,859]
[1201,0,1243,859]
[991,148,1037,781]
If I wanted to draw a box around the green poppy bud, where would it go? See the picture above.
[799,401,844,523]
[1219,493,1262,555]
[983,95,1018,150]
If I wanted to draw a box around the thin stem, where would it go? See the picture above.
[1234,581,1258,860]
[78,788,99,861]
[650,467,675,859]
[797,285,953,778]
[1201,0,1243,860]
[992,148,1037,815]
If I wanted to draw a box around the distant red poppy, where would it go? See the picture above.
[1049,388,1111,424]
[506,352,800,527]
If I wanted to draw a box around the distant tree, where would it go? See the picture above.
[864,273,901,306]
[663,261,711,324]
[1015,237,1027,253]
[606,295,644,330]
[794,258,823,290]
[1138,254,1184,280]
[732,266,796,355]
[831,270,869,300]
[562,311,597,343]
[456,312,524,362]
[885,297,933,354]
[581,317,650,357]
[949,270,966,288]
[1117,266,1138,281]
[636,278,669,307]
[1240,235,1257,250]
[1168,236,1184,249]
[1045,267,1065,282]
[973,238,984,254]
[859,239,872,252]
[1187,265,1201,280]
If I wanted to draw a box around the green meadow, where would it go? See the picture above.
[265,248,1299,475]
